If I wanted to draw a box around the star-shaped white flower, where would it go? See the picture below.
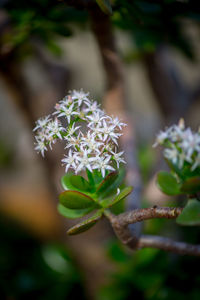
[62,149,77,173]
[103,143,114,152]
[47,118,65,140]
[75,149,96,173]
[93,155,115,177]
[108,116,127,130]
[80,131,103,152]
[34,138,48,157]
[110,149,126,168]
[87,111,106,127]
[65,132,83,149]
[84,101,101,114]
[59,95,73,106]
[66,123,81,138]
[177,151,192,169]
[164,146,179,165]
[71,89,90,106]
[153,130,169,147]
[181,131,200,158]
[54,103,78,124]
[33,89,127,173]
[98,119,121,144]
[88,124,102,139]
[33,115,51,132]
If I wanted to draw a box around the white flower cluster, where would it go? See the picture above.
[153,119,200,171]
[34,90,126,177]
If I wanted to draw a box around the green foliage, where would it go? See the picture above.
[112,0,200,59]
[157,145,200,225]
[176,199,200,226]
[96,0,113,15]
[67,210,103,235]
[99,239,200,300]
[97,169,126,198]
[61,173,92,193]
[2,0,200,64]
[166,157,200,181]
[57,204,94,219]
[180,177,200,194]
[2,0,87,57]
[58,170,132,234]
[159,164,200,191]
[156,171,181,196]
[101,186,133,208]
[59,190,97,209]
[96,172,119,197]
[157,165,200,226]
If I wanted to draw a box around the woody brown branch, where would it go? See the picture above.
[105,206,200,256]
[111,206,183,228]
[106,206,182,245]
[106,206,200,256]
[138,235,200,256]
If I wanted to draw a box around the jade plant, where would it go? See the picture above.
[33,90,200,244]
[154,119,200,226]
[33,90,132,235]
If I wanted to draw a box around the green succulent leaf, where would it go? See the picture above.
[166,158,200,180]
[180,177,200,194]
[101,186,133,208]
[93,169,104,185]
[96,171,118,194]
[156,171,181,196]
[86,169,96,188]
[176,199,200,226]
[96,0,112,15]
[67,210,103,235]
[96,169,125,198]
[59,190,97,209]
[61,173,92,192]
[57,204,94,219]
[100,194,116,208]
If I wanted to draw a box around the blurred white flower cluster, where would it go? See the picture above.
[154,119,200,171]
[34,90,126,177]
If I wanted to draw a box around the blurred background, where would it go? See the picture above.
[0,0,200,299]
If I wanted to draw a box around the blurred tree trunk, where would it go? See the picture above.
[89,7,142,248]
[143,46,200,123]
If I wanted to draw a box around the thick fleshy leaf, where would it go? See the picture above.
[59,190,96,209]
[99,194,116,208]
[166,158,200,180]
[57,204,94,219]
[96,0,112,15]
[61,173,91,192]
[86,169,96,188]
[156,171,180,196]
[180,177,200,194]
[61,173,75,190]
[106,168,126,195]
[93,169,104,185]
[101,186,133,208]
[176,199,200,226]
[67,210,103,235]
[70,175,91,191]
[96,169,125,198]
[96,172,118,194]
